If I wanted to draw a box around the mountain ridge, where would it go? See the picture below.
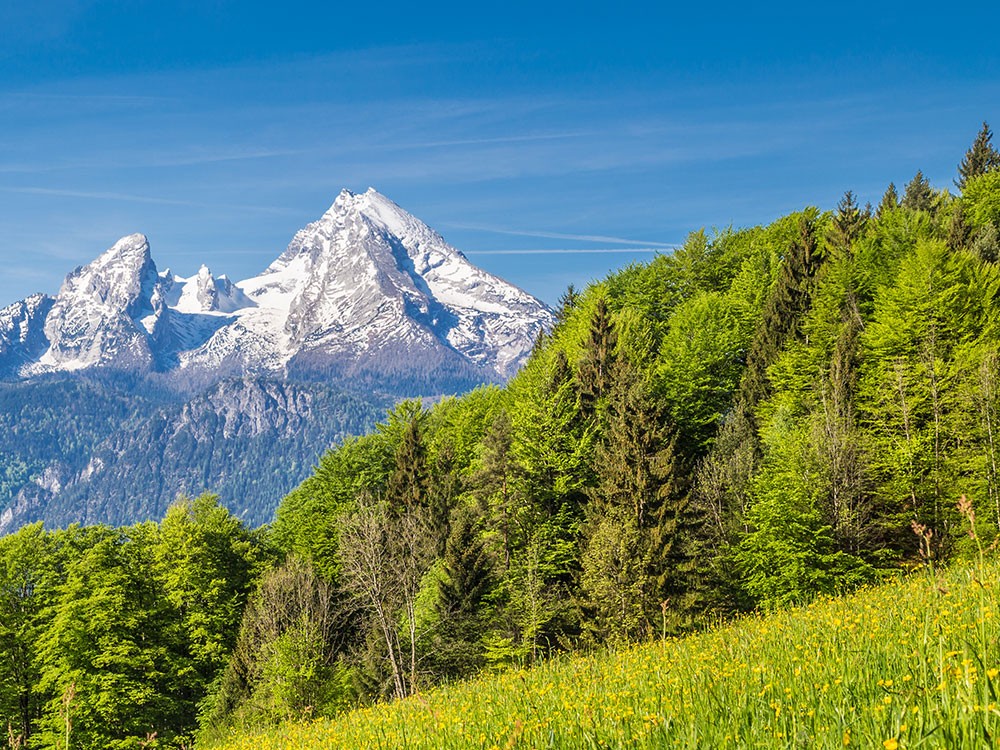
[1,188,552,388]
[0,190,551,532]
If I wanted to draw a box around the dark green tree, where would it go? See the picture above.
[472,410,517,571]
[831,190,866,253]
[740,210,825,411]
[554,284,580,328]
[957,121,1000,191]
[430,506,494,677]
[902,170,934,212]
[386,407,430,513]
[947,201,972,253]
[876,182,899,218]
[577,296,618,422]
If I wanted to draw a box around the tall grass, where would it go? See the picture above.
[207,558,1000,749]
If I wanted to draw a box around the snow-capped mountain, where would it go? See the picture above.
[1,189,552,387]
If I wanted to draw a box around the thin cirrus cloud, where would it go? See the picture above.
[0,147,304,175]
[0,186,295,215]
[465,248,669,255]
[445,223,677,248]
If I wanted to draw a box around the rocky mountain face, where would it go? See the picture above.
[0,190,552,531]
[0,376,388,534]
[3,188,552,389]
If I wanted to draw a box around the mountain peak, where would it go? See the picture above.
[2,191,552,384]
[101,233,151,265]
[35,234,163,372]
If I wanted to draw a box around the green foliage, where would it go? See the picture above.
[15,141,1000,747]
[209,558,1000,750]
[956,121,1000,191]
[963,170,1000,230]
[198,555,347,742]
[902,170,935,212]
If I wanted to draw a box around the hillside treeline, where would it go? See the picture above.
[3,125,1000,749]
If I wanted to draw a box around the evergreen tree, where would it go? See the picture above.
[876,182,899,218]
[972,223,1000,263]
[946,201,972,252]
[591,362,669,529]
[554,284,580,328]
[427,443,460,556]
[472,410,517,571]
[386,408,429,513]
[740,210,825,411]
[831,190,866,252]
[902,170,934,212]
[577,296,618,422]
[582,361,698,639]
[431,506,494,677]
[957,121,1000,191]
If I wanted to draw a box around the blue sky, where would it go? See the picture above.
[2,1,999,307]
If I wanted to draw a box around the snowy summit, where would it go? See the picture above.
[0,189,553,386]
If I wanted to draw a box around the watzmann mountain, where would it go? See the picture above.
[2,188,551,386]
[0,190,553,533]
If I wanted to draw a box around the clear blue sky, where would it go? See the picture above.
[2,1,998,307]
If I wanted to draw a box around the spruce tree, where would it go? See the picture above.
[577,296,618,422]
[956,121,1000,191]
[428,444,460,556]
[554,284,580,328]
[472,411,515,570]
[740,211,824,408]
[387,412,429,512]
[876,182,899,218]
[902,170,934,212]
[946,201,972,253]
[432,506,493,676]
[831,190,865,253]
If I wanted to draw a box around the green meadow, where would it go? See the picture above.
[209,557,1000,749]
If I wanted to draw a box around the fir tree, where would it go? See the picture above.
[902,170,934,212]
[428,444,460,556]
[972,223,1000,263]
[740,211,824,408]
[387,412,429,512]
[432,506,494,676]
[831,190,866,253]
[946,201,972,253]
[472,411,516,570]
[957,121,1000,191]
[876,182,899,218]
[554,284,580,328]
[577,296,618,422]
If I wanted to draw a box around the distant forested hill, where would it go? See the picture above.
[0,375,390,532]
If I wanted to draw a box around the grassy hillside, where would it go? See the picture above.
[207,556,1000,749]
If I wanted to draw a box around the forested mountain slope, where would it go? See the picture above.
[4,127,1000,750]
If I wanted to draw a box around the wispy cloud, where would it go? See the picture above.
[465,247,668,255]
[446,223,677,247]
[380,131,596,151]
[0,186,296,214]
[0,148,301,175]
